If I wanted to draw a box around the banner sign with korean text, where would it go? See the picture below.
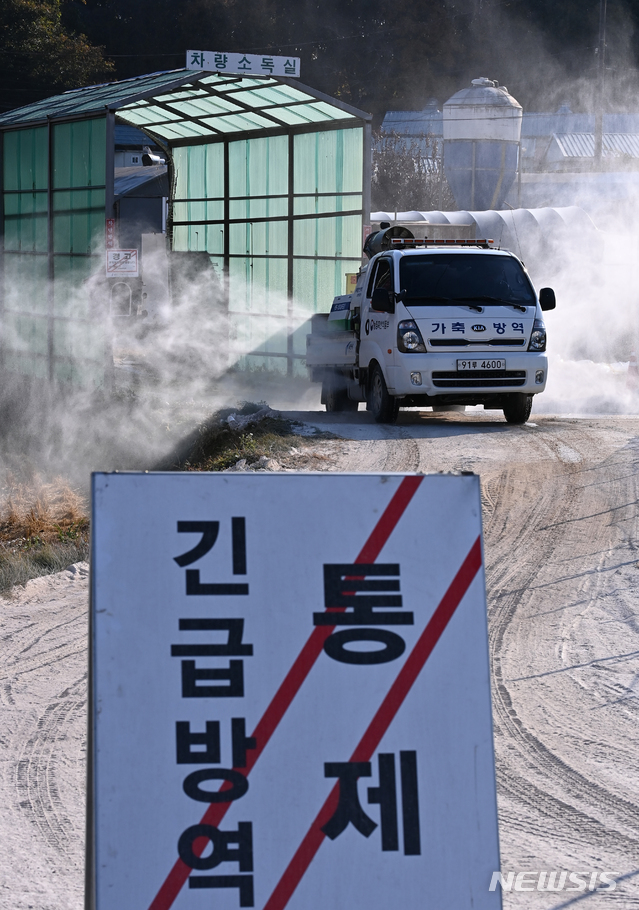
[88,473,501,910]
[186,50,300,78]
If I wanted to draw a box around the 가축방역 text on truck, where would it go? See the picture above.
[306,225,556,424]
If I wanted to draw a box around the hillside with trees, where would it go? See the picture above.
[0,0,113,110]
[2,0,639,118]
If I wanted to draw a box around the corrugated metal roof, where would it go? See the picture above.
[114,165,168,199]
[382,109,639,140]
[381,109,443,137]
[521,113,592,136]
[115,124,159,148]
[553,132,639,158]
[0,69,370,139]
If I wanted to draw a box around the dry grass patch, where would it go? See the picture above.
[164,402,333,472]
[0,474,89,594]
[180,419,302,472]
[0,403,332,593]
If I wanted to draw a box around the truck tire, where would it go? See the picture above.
[503,393,533,425]
[369,364,399,423]
[323,373,358,412]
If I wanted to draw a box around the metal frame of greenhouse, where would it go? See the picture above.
[0,69,371,388]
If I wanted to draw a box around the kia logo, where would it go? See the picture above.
[471,324,486,332]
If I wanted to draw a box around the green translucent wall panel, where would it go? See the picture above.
[3,192,47,251]
[229,135,288,198]
[237,353,288,374]
[293,258,361,311]
[229,220,287,257]
[167,126,363,373]
[49,118,106,385]
[53,315,106,363]
[2,128,49,361]
[229,197,287,220]
[53,356,106,388]
[294,194,362,216]
[4,350,48,379]
[173,143,224,201]
[228,257,288,315]
[3,127,47,191]
[53,118,106,189]
[209,255,224,275]
[291,320,312,356]
[230,313,288,359]
[172,223,224,254]
[294,129,363,195]
[3,311,48,355]
[3,253,48,314]
[53,256,98,316]
[293,214,361,258]
[173,200,223,222]
[52,188,106,254]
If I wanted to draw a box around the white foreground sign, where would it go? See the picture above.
[186,50,300,78]
[105,248,138,276]
[88,473,501,910]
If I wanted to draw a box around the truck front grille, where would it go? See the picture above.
[428,338,526,347]
[432,370,526,388]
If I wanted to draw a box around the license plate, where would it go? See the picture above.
[456,359,506,371]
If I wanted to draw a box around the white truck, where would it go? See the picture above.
[306,225,556,424]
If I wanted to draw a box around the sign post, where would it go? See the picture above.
[88,473,501,910]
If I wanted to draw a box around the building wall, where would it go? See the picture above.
[171,126,364,374]
[1,117,109,388]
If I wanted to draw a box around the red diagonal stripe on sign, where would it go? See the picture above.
[263,535,483,910]
[147,475,423,910]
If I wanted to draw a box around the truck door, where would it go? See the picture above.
[361,257,395,373]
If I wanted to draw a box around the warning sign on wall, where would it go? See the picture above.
[88,473,501,910]
[105,248,138,276]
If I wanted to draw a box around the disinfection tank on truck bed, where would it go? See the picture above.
[306,226,556,424]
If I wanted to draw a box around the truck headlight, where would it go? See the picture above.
[528,318,546,352]
[397,320,426,353]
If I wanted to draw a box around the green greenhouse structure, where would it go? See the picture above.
[0,69,371,388]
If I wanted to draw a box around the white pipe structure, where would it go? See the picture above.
[372,204,599,257]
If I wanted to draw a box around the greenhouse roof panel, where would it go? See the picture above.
[271,106,319,126]
[0,71,193,125]
[153,89,209,103]
[230,85,315,107]
[0,69,370,137]
[170,97,243,117]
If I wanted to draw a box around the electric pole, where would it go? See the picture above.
[594,0,607,165]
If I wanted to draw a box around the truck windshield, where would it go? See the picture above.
[399,254,536,305]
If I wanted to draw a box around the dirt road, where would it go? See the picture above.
[287,409,639,908]
[5,411,639,908]
[0,564,88,910]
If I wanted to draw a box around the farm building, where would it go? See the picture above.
[0,69,371,389]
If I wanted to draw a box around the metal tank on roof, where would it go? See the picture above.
[443,77,522,211]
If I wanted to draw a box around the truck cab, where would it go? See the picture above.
[307,230,556,424]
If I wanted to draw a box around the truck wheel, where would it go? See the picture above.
[503,393,533,425]
[369,364,399,423]
[323,374,358,412]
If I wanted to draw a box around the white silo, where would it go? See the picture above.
[443,77,523,210]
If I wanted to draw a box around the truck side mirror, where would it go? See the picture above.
[371,287,395,314]
[539,287,556,311]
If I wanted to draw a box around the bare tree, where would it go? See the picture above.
[371,130,456,213]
